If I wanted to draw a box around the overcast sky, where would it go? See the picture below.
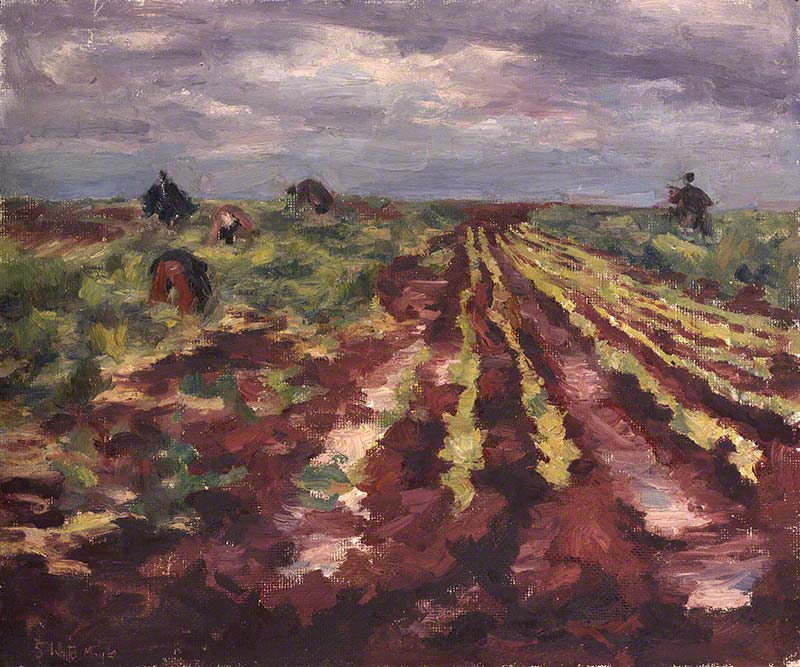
[1,0,798,207]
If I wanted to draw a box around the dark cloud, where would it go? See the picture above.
[396,34,448,56]
[295,0,799,113]
[27,118,151,140]
[1,0,798,206]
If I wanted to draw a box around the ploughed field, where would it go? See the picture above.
[1,199,800,666]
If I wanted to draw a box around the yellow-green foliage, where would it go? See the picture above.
[79,253,148,317]
[594,341,762,482]
[501,240,577,313]
[478,229,579,487]
[533,407,581,486]
[592,300,798,420]
[78,277,109,308]
[262,367,319,411]
[502,235,763,482]
[419,247,455,274]
[1,198,462,413]
[440,238,485,512]
[594,215,652,257]
[379,346,431,427]
[198,205,451,321]
[649,233,709,275]
[671,334,771,379]
[523,229,771,345]
[524,227,780,353]
[12,308,60,354]
[513,229,800,419]
[49,426,100,492]
[527,205,800,310]
[87,321,128,362]
[0,248,82,311]
[464,227,482,285]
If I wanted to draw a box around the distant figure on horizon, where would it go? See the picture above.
[668,172,714,240]
[286,179,334,215]
[142,170,198,226]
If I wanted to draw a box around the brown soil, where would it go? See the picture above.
[1,215,799,667]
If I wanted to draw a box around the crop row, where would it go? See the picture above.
[498,234,763,481]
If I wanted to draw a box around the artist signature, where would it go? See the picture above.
[31,639,117,665]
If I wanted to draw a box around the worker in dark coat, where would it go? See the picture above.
[668,172,714,238]
[148,248,212,314]
[286,179,334,215]
[142,171,198,226]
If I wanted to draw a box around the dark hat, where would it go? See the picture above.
[159,170,168,180]
[684,172,695,183]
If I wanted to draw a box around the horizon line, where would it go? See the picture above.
[2,192,798,214]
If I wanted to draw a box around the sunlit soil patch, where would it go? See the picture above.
[658,534,770,611]
[279,336,432,580]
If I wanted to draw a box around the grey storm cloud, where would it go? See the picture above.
[0,0,798,207]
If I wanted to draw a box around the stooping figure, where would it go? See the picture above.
[208,205,255,245]
[148,249,212,314]
[285,179,334,215]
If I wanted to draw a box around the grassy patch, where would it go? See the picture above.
[262,367,320,411]
[295,455,352,511]
[126,438,247,524]
[49,427,100,493]
[528,205,800,309]
[179,369,257,421]
[377,346,431,428]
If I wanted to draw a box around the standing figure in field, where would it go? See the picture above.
[142,171,198,226]
[208,205,255,245]
[668,172,714,239]
[286,179,334,215]
[148,249,212,314]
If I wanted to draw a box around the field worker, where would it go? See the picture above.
[142,170,198,227]
[286,179,335,215]
[218,210,241,245]
[668,172,714,240]
[148,248,212,314]
[208,204,255,245]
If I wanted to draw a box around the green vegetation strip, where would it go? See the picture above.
[499,236,763,482]
[518,229,789,398]
[524,205,800,315]
[0,198,461,415]
[179,369,257,422]
[508,231,800,422]
[477,228,579,487]
[518,227,780,357]
[520,225,791,349]
[439,228,486,512]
